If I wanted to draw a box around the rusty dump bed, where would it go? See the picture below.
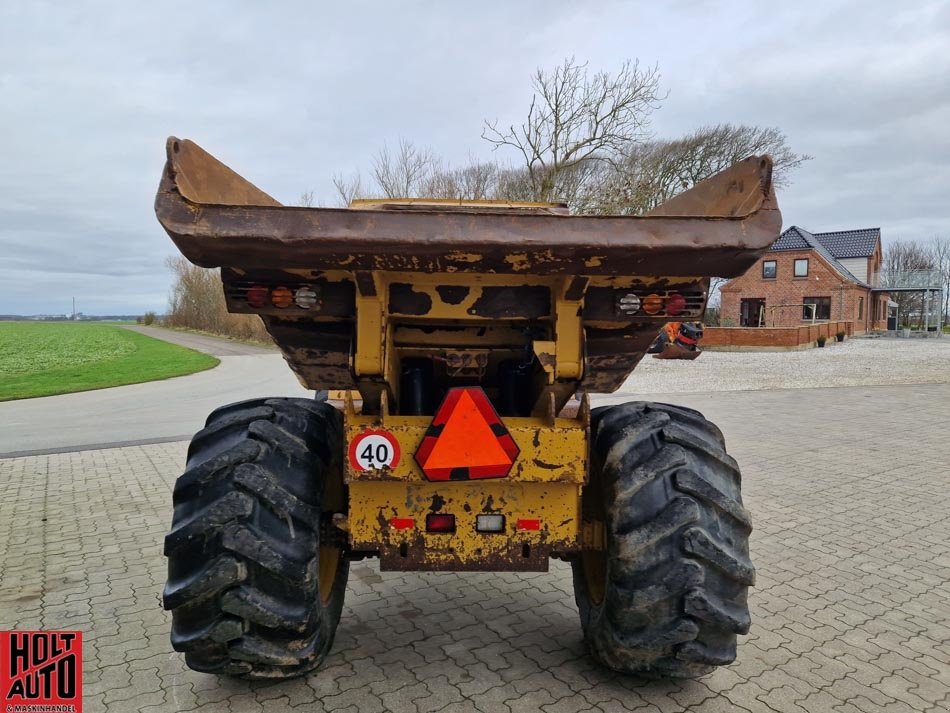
[156,138,781,278]
[155,137,781,401]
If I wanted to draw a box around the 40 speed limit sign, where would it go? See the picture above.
[348,429,401,472]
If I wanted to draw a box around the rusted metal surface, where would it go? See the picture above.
[344,414,587,484]
[262,318,357,390]
[468,285,551,319]
[156,138,781,278]
[435,285,470,304]
[349,197,570,215]
[348,479,580,572]
[580,326,657,392]
[387,281,552,320]
[389,283,432,315]
[378,539,552,571]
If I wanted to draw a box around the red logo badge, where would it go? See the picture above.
[1,631,82,712]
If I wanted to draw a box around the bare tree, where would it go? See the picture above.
[372,139,439,198]
[595,124,811,215]
[164,256,270,342]
[929,235,950,324]
[883,240,937,329]
[323,59,808,218]
[420,158,500,200]
[331,172,363,207]
[298,190,316,207]
[482,57,664,203]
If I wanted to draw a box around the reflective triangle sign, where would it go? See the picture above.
[415,387,520,481]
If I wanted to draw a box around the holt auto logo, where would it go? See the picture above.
[1,631,82,713]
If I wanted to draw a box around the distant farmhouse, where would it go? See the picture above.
[720,227,890,334]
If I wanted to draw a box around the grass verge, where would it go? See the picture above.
[0,322,219,401]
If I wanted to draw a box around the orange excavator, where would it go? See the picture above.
[649,321,704,359]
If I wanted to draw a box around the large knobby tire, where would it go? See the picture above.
[162,397,348,679]
[572,401,754,677]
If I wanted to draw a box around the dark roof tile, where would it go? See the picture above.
[813,228,880,258]
[769,226,869,286]
[770,226,811,251]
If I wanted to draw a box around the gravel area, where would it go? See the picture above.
[615,336,950,394]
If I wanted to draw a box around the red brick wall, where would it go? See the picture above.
[703,321,853,349]
[720,250,885,333]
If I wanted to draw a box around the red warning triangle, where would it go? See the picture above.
[415,387,519,481]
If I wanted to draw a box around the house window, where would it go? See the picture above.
[762,260,777,279]
[858,296,864,320]
[740,298,765,327]
[794,259,809,277]
[803,296,831,320]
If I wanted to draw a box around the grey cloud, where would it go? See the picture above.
[1,0,947,314]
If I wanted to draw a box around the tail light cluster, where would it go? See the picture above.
[616,289,703,318]
[233,282,322,311]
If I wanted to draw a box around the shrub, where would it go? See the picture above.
[143,311,157,326]
[836,330,845,342]
[164,256,270,342]
[817,335,827,347]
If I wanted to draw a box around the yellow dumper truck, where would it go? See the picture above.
[156,138,780,679]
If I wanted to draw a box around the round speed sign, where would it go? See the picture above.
[348,429,401,472]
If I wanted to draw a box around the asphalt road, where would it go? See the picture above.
[121,325,276,356]
[0,328,309,457]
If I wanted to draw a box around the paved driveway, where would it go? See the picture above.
[2,382,948,712]
[120,326,277,357]
[0,351,309,457]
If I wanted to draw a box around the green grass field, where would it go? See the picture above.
[0,322,219,401]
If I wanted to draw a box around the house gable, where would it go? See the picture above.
[718,224,889,333]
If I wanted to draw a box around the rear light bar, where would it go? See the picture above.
[516,518,541,531]
[615,289,704,318]
[390,517,414,530]
[227,282,323,311]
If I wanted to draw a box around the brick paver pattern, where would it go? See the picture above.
[1,383,948,713]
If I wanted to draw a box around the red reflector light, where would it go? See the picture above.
[642,293,663,315]
[516,518,541,531]
[666,293,687,316]
[390,517,414,530]
[426,514,456,533]
[271,286,293,308]
[246,285,268,308]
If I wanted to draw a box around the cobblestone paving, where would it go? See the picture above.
[2,383,948,713]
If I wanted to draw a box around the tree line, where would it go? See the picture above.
[322,58,808,213]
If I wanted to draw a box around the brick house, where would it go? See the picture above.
[720,226,890,334]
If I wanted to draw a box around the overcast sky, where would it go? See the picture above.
[2,1,948,315]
